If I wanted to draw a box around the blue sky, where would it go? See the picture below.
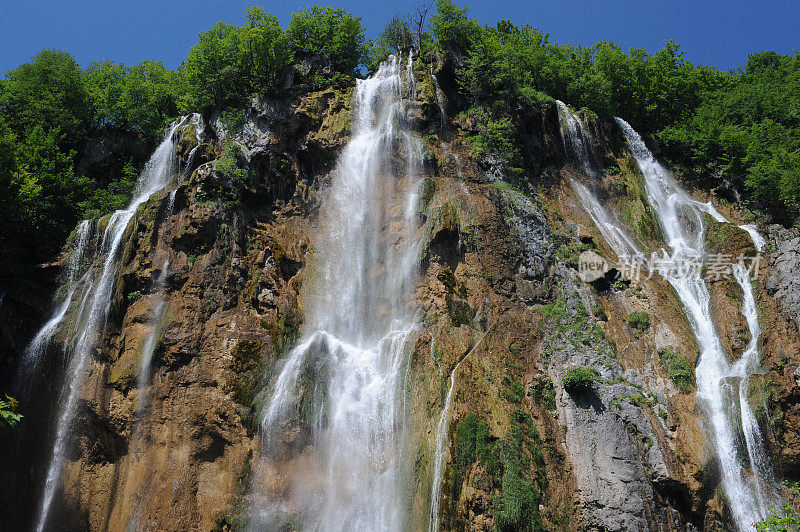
[0,0,797,74]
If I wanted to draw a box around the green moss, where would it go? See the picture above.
[231,340,266,407]
[659,346,694,393]
[529,375,556,410]
[445,294,473,327]
[591,303,607,321]
[502,373,525,404]
[449,410,545,531]
[705,221,758,257]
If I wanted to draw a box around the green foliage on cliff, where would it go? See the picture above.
[755,503,800,531]
[180,7,291,112]
[658,347,694,393]
[429,0,800,225]
[627,311,651,331]
[368,15,413,69]
[0,395,22,427]
[450,410,545,531]
[0,50,182,263]
[562,366,599,395]
[2,0,799,270]
[287,6,367,74]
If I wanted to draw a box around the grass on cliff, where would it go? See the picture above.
[658,347,694,393]
[449,410,546,531]
[562,366,599,395]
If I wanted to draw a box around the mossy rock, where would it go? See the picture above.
[705,221,757,258]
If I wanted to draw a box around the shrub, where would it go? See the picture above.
[0,395,22,427]
[592,303,607,321]
[659,347,694,393]
[562,366,599,395]
[627,311,651,331]
[502,373,525,404]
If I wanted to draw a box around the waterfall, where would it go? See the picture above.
[249,55,422,530]
[184,120,205,178]
[616,118,778,531]
[740,224,766,251]
[556,101,637,259]
[33,114,199,532]
[556,100,593,177]
[430,68,447,126]
[428,358,462,532]
[136,188,177,412]
[22,219,93,377]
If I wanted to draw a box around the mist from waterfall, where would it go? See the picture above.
[248,55,422,531]
[31,114,200,532]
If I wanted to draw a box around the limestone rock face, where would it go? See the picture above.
[6,54,800,532]
[766,225,800,332]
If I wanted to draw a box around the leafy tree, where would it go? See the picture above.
[239,7,292,94]
[0,50,91,150]
[369,14,414,69]
[180,22,245,112]
[286,5,367,73]
[430,0,480,51]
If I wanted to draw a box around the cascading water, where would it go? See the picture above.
[22,219,93,377]
[616,118,778,531]
[430,68,447,126]
[136,188,177,412]
[556,101,637,259]
[249,56,422,530]
[427,327,492,532]
[32,114,200,532]
[428,358,462,532]
[556,100,593,177]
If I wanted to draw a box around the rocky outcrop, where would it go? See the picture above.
[6,52,800,532]
[765,225,800,332]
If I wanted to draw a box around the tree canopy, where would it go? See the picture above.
[1,2,798,273]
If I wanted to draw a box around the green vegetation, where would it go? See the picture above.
[529,375,556,410]
[450,410,545,531]
[428,0,800,224]
[3,0,799,274]
[627,311,651,331]
[180,7,291,112]
[0,5,367,269]
[502,373,525,403]
[562,366,599,395]
[0,395,22,426]
[658,347,694,393]
[286,6,367,75]
[755,503,800,531]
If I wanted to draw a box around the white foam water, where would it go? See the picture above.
[248,56,422,531]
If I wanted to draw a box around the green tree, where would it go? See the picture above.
[286,5,367,73]
[0,50,91,150]
[430,0,480,51]
[369,14,414,70]
[180,22,245,112]
[239,7,292,94]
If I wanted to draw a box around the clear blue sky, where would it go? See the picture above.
[0,0,797,74]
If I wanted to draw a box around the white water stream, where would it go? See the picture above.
[32,114,200,532]
[616,118,778,530]
[556,101,777,530]
[249,56,422,531]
